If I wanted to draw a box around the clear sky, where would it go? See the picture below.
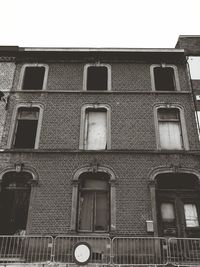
[0,0,200,48]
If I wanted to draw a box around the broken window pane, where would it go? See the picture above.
[84,110,107,150]
[13,107,39,149]
[87,66,108,90]
[184,204,199,227]
[154,67,175,91]
[22,67,45,90]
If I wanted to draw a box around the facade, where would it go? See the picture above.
[0,37,200,266]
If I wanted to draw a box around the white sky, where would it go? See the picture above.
[0,0,200,48]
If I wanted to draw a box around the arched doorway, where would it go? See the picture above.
[0,171,32,235]
[155,173,200,238]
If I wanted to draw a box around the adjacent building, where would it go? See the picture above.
[0,37,200,266]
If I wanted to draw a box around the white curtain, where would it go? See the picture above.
[85,111,107,150]
[184,204,199,227]
[159,122,182,149]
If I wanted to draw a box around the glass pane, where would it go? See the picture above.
[78,192,93,231]
[95,192,109,231]
[184,204,199,227]
[161,203,175,221]
[85,111,107,150]
[81,178,108,190]
[158,108,179,120]
[18,108,39,120]
[159,121,182,149]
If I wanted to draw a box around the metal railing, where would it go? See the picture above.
[54,235,111,264]
[0,235,200,266]
[0,235,53,264]
[168,238,200,266]
[112,237,168,265]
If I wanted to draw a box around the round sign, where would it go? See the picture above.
[73,242,91,265]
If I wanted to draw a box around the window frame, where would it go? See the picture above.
[18,64,49,91]
[77,178,110,233]
[83,63,111,91]
[79,104,111,150]
[7,103,44,149]
[150,64,180,92]
[154,104,189,150]
[70,167,116,233]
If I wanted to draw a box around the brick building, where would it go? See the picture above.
[0,37,200,266]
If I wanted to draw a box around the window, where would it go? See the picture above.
[0,172,32,235]
[80,105,111,150]
[19,64,48,90]
[83,64,111,91]
[157,108,183,149]
[13,107,40,149]
[151,64,180,91]
[188,56,200,80]
[156,173,200,237]
[77,172,110,232]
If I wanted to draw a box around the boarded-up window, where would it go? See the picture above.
[154,67,175,91]
[13,107,39,148]
[158,108,183,149]
[87,66,108,91]
[184,204,199,227]
[22,67,45,90]
[84,109,107,150]
[78,175,109,232]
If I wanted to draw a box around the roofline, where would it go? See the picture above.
[21,47,184,53]
[178,35,200,38]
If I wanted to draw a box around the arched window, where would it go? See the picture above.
[0,171,33,235]
[156,173,200,238]
[70,167,116,233]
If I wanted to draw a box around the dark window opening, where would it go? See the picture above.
[156,173,200,238]
[87,66,108,91]
[13,107,39,149]
[154,67,175,91]
[0,172,32,235]
[22,67,45,90]
[77,172,110,232]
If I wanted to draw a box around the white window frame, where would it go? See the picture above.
[83,63,111,91]
[79,104,111,150]
[7,103,44,149]
[150,64,180,91]
[18,64,49,91]
[154,104,189,150]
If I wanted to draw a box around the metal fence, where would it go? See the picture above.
[112,237,168,265]
[168,238,200,266]
[1,235,200,266]
[0,235,53,264]
[54,235,111,264]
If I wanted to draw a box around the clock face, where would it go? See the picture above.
[74,242,91,265]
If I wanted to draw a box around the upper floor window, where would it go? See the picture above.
[77,172,110,232]
[188,56,200,80]
[151,64,180,91]
[19,64,49,90]
[83,64,111,91]
[80,105,111,150]
[12,107,41,149]
[155,106,189,150]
